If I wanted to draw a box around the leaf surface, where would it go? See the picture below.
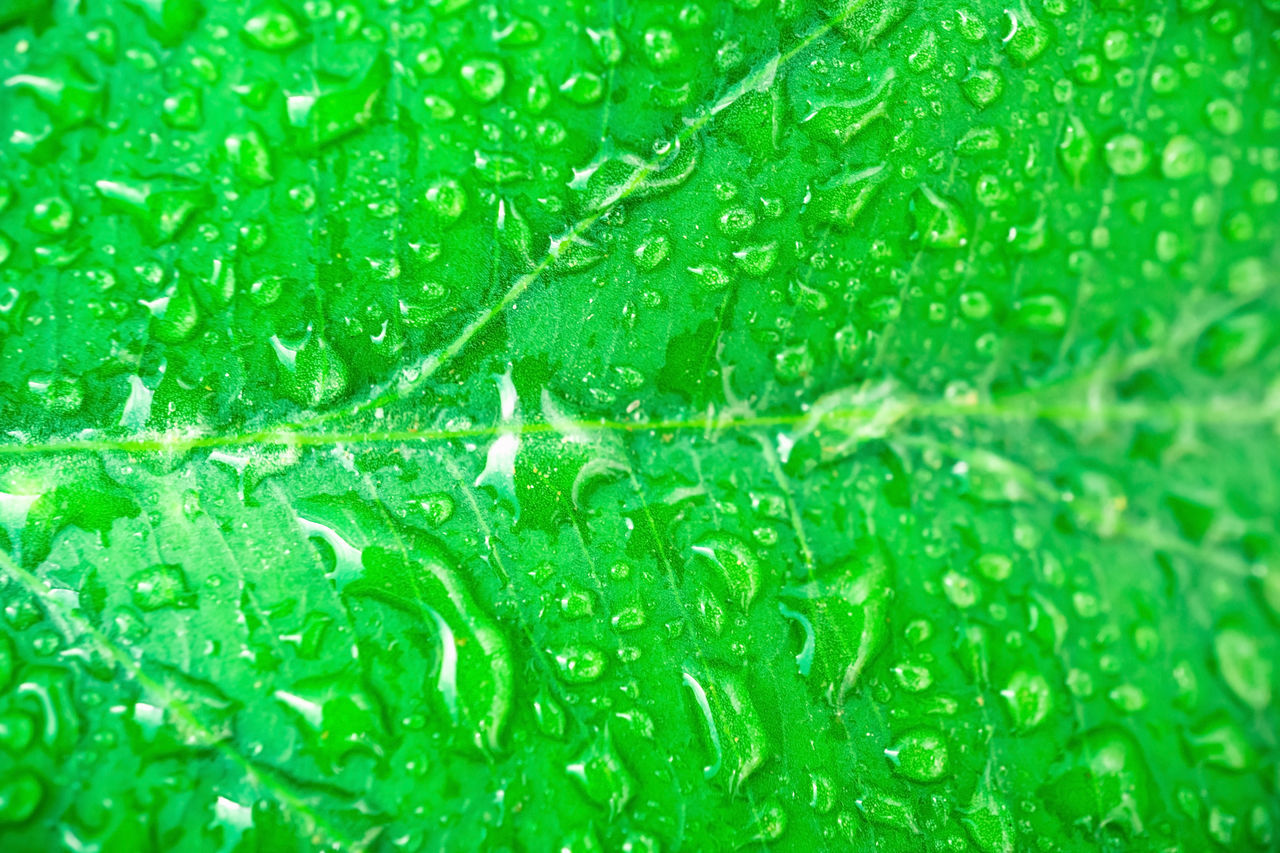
[0,0,1279,850]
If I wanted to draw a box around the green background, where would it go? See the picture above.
[0,0,1278,850]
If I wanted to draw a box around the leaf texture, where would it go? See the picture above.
[0,0,1279,850]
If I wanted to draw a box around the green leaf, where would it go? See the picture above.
[1,1,1279,851]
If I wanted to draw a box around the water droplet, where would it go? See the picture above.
[943,571,979,607]
[1104,133,1151,176]
[566,726,634,816]
[587,27,624,66]
[963,782,1015,853]
[1042,727,1151,835]
[642,28,681,69]
[559,586,595,620]
[961,67,1005,110]
[27,196,74,236]
[716,205,756,237]
[690,532,761,609]
[560,71,605,105]
[885,728,950,782]
[0,711,35,753]
[274,334,350,408]
[95,178,212,244]
[286,55,389,149]
[1160,134,1206,179]
[687,264,732,292]
[634,233,670,271]
[459,57,506,103]
[1000,670,1054,730]
[856,786,919,832]
[611,604,647,633]
[161,88,202,129]
[746,798,787,842]
[804,164,887,231]
[1206,98,1243,135]
[225,124,275,185]
[801,74,892,147]
[682,667,769,793]
[1059,115,1095,183]
[242,4,304,51]
[0,770,43,826]
[892,656,934,692]
[1004,9,1050,64]
[1214,621,1272,711]
[1184,712,1256,772]
[781,548,893,701]
[1014,293,1068,332]
[912,186,968,249]
[129,563,194,611]
[554,643,607,684]
[424,177,467,226]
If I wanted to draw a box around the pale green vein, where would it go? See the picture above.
[0,389,1274,456]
